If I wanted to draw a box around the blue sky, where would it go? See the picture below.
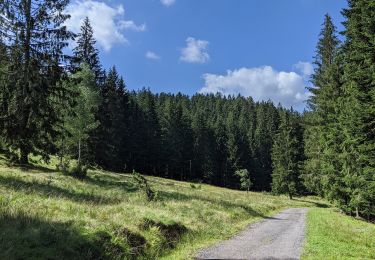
[65,0,347,110]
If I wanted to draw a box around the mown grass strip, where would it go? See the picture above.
[303,208,375,260]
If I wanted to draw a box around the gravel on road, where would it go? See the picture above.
[196,208,309,260]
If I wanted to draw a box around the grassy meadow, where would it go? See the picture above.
[0,154,325,260]
[0,154,373,259]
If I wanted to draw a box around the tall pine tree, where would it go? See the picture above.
[337,0,375,217]
[72,17,103,84]
[303,14,341,197]
[272,110,304,199]
[0,0,73,163]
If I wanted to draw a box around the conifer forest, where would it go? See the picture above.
[0,0,374,222]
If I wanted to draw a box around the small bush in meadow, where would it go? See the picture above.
[190,183,201,189]
[69,164,88,179]
[58,160,88,179]
[132,170,157,201]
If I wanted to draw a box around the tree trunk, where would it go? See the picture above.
[59,136,65,166]
[19,0,32,167]
[289,193,293,200]
[20,146,29,165]
[355,207,359,218]
[78,139,81,166]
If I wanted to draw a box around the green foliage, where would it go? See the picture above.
[132,170,157,201]
[0,0,74,164]
[0,0,372,218]
[72,17,103,83]
[272,111,304,199]
[336,0,375,218]
[190,183,202,189]
[61,63,100,165]
[68,163,89,180]
[303,2,375,217]
[94,67,129,170]
[140,218,187,249]
[235,169,252,192]
[303,14,341,199]
[58,160,88,179]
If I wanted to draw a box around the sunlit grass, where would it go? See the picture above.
[0,156,327,259]
[302,208,375,260]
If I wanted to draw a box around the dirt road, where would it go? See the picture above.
[196,208,308,260]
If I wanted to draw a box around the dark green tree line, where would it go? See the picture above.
[303,1,374,218]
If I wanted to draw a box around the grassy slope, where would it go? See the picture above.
[0,155,327,260]
[302,208,375,260]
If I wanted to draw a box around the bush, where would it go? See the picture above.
[69,164,88,179]
[190,183,202,189]
[140,218,187,249]
[56,160,69,173]
[235,169,252,192]
[58,160,88,179]
[132,171,157,201]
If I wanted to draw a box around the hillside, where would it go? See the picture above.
[0,155,328,260]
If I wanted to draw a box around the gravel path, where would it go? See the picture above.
[196,208,309,260]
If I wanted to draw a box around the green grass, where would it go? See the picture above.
[0,155,328,259]
[302,208,375,260]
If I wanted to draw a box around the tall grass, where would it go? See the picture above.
[0,157,326,259]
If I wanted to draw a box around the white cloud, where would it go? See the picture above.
[65,0,146,51]
[199,66,310,109]
[119,20,146,32]
[146,51,160,60]
[160,0,175,7]
[294,61,314,77]
[180,37,210,64]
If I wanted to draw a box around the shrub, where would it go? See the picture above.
[140,218,187,249]
[235,169,252,192]
[69,164,88,179]
[56,160,69,173]
[190,183,202,189]
[132,171,156,201]
[58,160,88,179]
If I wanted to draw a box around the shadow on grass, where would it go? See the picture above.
[158,190,268,218]
[293,198,330,208]
[0,212,138,260]
[20,163,57,173]
[83,175,138,192]
[0,151,55,174]
[0,175,120,205]
[140,218,188,249]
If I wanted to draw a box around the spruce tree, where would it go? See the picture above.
[136,89,162,175]
[337,0,375,217]
[72,17,103,83]
[192,111,215,182]
[95,66,126,170]
[303,14,341,196]
[271,111,304,199]
[160,97,193,180]
[63,63,100,165]
[253,102,279,191]
[0,0,73,163]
